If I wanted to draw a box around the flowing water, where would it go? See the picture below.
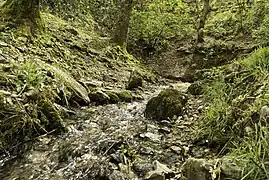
[0,82,206,180]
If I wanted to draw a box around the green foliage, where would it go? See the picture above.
[230,125,269,179]
[200,47,269,178]
[88,0,119,36]
[240,47,269,71]
[0,57,94,149]
[205,0,269,40]
[205,11,238,39]
[253,14,269,42]
[130,0,194,47]
[0,60,64,149]
[41,0,94,30]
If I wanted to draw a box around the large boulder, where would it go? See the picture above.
[145,89,187,121]
[127,69,143,90]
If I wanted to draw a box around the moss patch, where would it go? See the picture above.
[116,91,133,103]
[105,91,120,104]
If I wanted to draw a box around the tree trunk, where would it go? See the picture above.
[2,0,42,34]
[197,0,210,43]
[113,0,134,47]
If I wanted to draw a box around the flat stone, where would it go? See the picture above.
[0,41,8,47]
[144,160,174,180]
[170,146,182,154]
[82,80,103,88]
[140,147,155,155]
[133,162,154,177]
[140,132,162,142]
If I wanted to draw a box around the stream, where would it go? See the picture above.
[0,82,207,180]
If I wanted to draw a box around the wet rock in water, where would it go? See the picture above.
[170,82,191,93]
[180,69,197,83]
[89,90,110,105]
[188,81,203,95]
[144,160,174,180]
[133,162,154,177]
[127,69,143,90]
[109,170,128,180]
[145,89,187,121]
[140,132,162,142]
[181,158,241,180]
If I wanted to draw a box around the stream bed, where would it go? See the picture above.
[0,82,207,180]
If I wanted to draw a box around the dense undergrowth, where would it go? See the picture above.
[200,47,269,179]
[0,11,156,152]
[0,60,64,150]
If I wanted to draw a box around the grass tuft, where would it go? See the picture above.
[199,47,269,179]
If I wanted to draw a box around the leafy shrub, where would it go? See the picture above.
[130,0,194,49]
[41,0,94,30]
[205,11,238,39]
[87,0,119,36]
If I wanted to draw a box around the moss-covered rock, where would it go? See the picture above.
[105,91,120,104]
[89,89,135,104]
[145,89,187,121]
[127,69,143,90]
[187,81,204,95]
[88,90,110,105]
[88,89,134,105]
[181,158,241,180]
[116,90,133,102]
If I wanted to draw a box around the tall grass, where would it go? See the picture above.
[200,47,269,178]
